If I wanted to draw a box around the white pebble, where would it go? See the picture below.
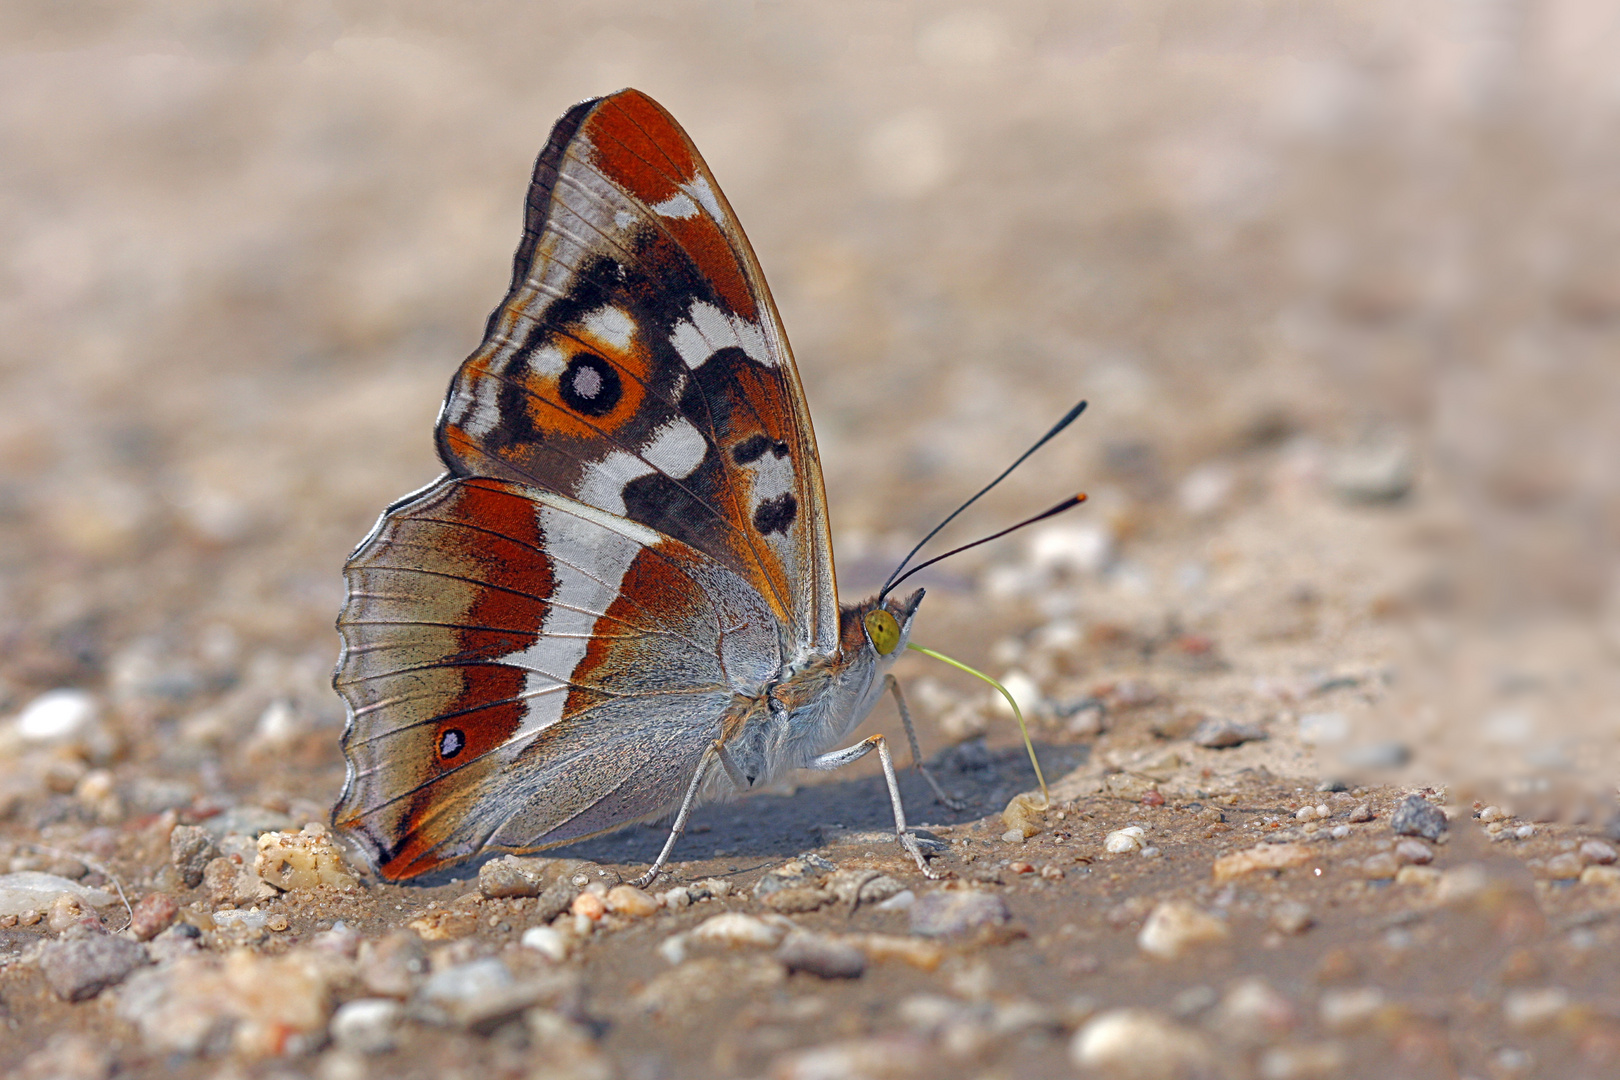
[659,886,692,909]
[1477,805,1508,823]
[1140,847,1161,859]
[1515,825,1536,840]
[1137,901,1229,960]
[1071,1008,1208,1077]
[1105,826,1146,854]
[14,689,99,742]
[689,912,788,948]
[520,925,568,962]
[212,909,269,930]
[1330,825,1350,839]
[875,889,915,911]
[329,998,402,1054]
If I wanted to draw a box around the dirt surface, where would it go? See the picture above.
[3,4,1619,1079]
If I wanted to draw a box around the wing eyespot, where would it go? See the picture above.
[438,727,467,761]
[558,354,623,417]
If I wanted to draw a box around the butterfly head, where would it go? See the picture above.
[847,587,924,660]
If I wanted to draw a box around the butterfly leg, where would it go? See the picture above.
[885,675,967,811]
[806,734,942,879]
[631,742,722,889]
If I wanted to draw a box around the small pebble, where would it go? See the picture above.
[1360,853,1399,879]
[690,912,790,948]
[1393,838,1433,866]
[1105,827,1145,854]
[521,925,569,962]
[1502,987,1572,1033]
[168,825,218,889]
[1218,978,1296,1041]
[1389,795,1447,841]
[1191,717,1267,749]
[875,889,915,911]
[1579,840,1616,865]
[1347,803,1374,824]
[658,886,692,909]
[1515,824,1536,840]
[603,884,659,918]
[1137,900,1229,959]
[1040,864,1065,881]
[127,892,178,941]
[1541,853,1582,880]
[1477,805,1509,823]
[1211,843,1313,884]
[1318,987,1386,1033]
[1580,865,1620,886]
[14,689,99,742]
[1395,865,1441,887]
[38,935,147,1002]
[1329,825,1350,839]
[48,893,102,934]
[330,998,403,1054]
[776,932,866,979]
[1270,901,1313,936]
[1257,1042,1348,1080]
[908,889,1011,939]
[570,891,606,921]
[1071,1009,1209,1078]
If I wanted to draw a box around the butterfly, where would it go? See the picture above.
[330,89,973,886]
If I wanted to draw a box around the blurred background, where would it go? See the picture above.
[1,1,1616,805]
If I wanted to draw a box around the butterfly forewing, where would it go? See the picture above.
[437,90,837,655]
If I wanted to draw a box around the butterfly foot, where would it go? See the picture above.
[630,866,664,890]
[899,832,943,880]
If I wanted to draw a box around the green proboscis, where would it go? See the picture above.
[907,643,1049,805]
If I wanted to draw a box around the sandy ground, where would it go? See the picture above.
[2,3,1619,1078]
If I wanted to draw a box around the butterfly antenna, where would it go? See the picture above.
[878,400,1087,601]
[883,492,1087,596]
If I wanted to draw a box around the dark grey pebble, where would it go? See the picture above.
[1390,795,1447,841]
[776,933,866,979]
[1190,717,1268,749]
[168,824,217,889]
[39,935,147,1002]
[909,889,1011,938]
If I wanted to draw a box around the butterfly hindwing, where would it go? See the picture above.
[436,89,837,655]
[332,475,782,880]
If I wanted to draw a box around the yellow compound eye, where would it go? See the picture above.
[864,609,901,655]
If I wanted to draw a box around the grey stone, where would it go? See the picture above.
[1190,717,1267,749]
[168,825,217,889]
[776,932,866,979]
[909,889,1011,938]
[38,934,147,1001]
[1390,795,1447,841]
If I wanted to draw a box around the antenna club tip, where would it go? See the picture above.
[1075,492,1088,503]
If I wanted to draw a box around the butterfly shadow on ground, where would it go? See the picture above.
[549,738,1090,876]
